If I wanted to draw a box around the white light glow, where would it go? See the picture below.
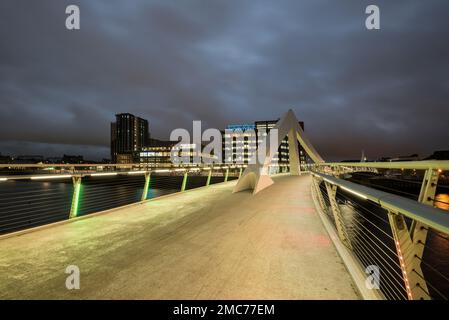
[128,171,147,175]
[90,173,118,177]
[0,178,8,181]
[154,169,170,173]
[31,175,72,180]
[340,186,368,199]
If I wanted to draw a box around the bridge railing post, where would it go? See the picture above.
[141,172,151,201]
[312,177,326,211]
[412,168,439,256]
[387,211,430,300]
[388,168,438,300]
[69,175,82,219]
[384,168,439,300]
[324,182,352,249]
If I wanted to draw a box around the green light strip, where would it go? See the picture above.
[181,172,188,191]
[70,179,81,218]
[141,173,151,201]
[206,170,212,186]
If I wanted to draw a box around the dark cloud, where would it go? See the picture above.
[0,0,448,160]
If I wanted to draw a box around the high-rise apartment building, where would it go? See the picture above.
[111,113,149,163]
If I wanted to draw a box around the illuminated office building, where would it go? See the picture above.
[223,124,257,165]
[136,139,217,167]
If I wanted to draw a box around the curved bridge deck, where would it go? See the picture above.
[0,174,358,299]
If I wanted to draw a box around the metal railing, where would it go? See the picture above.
[0,164,243,235]
[310,160,449,300]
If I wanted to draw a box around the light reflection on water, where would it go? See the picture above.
[435,194,449,211]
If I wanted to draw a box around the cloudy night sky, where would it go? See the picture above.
[0,0,448,161]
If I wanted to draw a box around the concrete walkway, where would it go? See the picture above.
[0,174,359,299]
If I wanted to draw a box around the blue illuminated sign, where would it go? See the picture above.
[226,124,256,132]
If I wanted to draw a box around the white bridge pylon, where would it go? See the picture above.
[233,109,324,194]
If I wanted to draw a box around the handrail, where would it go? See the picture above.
[313,160,449,170]
[312,172,449,235]
[0,163,140,168]
[0,167,233,181]
[0,164,248,181]
[0,163,248,169]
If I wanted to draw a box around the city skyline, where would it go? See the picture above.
[0,110,444,163]
[1,1,449,161]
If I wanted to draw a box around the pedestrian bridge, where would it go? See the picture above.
[0,174,359,300]
[1,110,449,300]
